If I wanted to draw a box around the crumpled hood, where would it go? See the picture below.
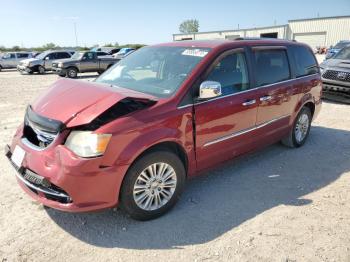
[31,78,157,128]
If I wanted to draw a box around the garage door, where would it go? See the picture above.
[293,33,326,50]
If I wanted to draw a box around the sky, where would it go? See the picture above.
[1,0,350,48]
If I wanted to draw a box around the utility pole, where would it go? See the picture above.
[74,22,78,47]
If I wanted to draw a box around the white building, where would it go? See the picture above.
[173,15,350,50]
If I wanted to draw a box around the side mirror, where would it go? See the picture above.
[199,81,222,100]
[45,56,50,60]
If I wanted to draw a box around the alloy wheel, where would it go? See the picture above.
[133,162,177,211]
[295,113,310,143]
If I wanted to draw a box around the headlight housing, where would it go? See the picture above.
[319,67,325,75]
[65,131,111,158]
[58,62,63,68]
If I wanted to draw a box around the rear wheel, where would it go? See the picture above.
[120,150,186,220]
[38,65,45,74]
[282,107,312,148]
[67,67,78,78]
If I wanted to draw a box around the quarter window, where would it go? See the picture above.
[291,46,319,77]
[254,49,290,86]
[205,52,249,96]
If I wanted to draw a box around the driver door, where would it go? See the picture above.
[194,49,259,170]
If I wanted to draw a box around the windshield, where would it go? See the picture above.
[334,46,350,60]
[96,46,211,98]
[35,51,51,60]
[70,52,84,59]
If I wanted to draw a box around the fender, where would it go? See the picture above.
[290,92,314,125]
[100,111,196,176]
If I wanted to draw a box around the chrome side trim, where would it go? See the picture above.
[177,73,319,109]
[15,171,69,199]
[203,114,290,147]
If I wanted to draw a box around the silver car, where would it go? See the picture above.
[0,52,34,71]
[320,46,350,98]
[17,50,73,74]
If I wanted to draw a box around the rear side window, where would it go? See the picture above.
[291,45,318,77]
[17,53,29,58]
[254,49,290,86]
[97,52,107,56]
[56,52,71,59]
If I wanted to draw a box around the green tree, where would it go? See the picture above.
[179,19,199,33]
[12,45,21,51]
[42,43,57,50]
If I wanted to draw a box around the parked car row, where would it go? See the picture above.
[0,47,136,78]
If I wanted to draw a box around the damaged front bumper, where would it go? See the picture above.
[6,117,129,212]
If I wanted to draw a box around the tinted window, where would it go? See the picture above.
[17,53,29,58]
[47,53,57,60]
[205,52,249,95]
[254,49,290,86]
[97,52,107,56]
[291,45,318,77]
[56,52,71,59]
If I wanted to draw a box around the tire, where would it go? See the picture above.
[38,65,45,74]
[281,107,312,148]
[120,150,186,220]
[67,67,78,78]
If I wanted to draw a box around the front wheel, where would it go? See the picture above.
[38,65,45,74]
[120,150,186,220]
[282,107,312,148]
[67,67,78,78]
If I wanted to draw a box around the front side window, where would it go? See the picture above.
[83,52,95,60]
[3,53,16,59]
[205,52,249,96]
[291,45,318,77]
[254,49,290,86]
[96,46,211,98]
[17,53,29,58]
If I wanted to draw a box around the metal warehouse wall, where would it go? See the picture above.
[244,26,287,38]
[173,26,287,41]
[288,17,350,47]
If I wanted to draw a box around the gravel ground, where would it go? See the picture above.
[0,70,349,262]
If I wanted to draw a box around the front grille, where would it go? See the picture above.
[322,70,350,82]
[23,120,57,148]
[22,106,64,149]
[52,63,58,68]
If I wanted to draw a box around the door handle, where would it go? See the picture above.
[260,95,272,101]
[242,99,256,106]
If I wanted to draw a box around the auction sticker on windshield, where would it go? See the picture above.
[182,49,208,57]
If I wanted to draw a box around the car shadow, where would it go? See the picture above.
[46,126,350,249]
[77,74,99,79]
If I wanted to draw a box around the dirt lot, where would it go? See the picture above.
[0,70,349,262]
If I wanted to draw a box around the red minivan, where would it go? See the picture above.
[6,39,322,220]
